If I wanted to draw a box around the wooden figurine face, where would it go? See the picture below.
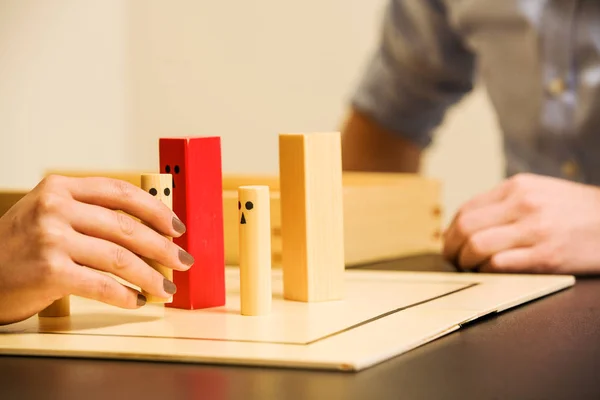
[159,138,186,201]
[159,139,187,226]
[239,198,254,225]
[144,174,173,209]
[148,182,171,202]
[238,186,270,229]
[163,164,182,190]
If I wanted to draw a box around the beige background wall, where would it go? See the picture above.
[0,0,503,226]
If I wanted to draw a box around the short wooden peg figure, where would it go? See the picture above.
[238,185,272,316]
[141,173,174,303]
[38,296,70,318]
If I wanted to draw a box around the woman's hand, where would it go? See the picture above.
[0,175,194,325]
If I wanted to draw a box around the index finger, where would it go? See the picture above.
[63,176,186,237]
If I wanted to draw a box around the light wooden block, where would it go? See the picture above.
[279,132,345,302]
[341,174,441,265]
[238,186,272,316]
[140,173,173,303]
[38,296,70,318]
[0,268,574,372]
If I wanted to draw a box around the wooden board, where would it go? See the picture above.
[0,268,574,372]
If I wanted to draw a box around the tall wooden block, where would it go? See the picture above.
[159,137,225,309]
[238,185,272,316]
[140,173,174,303]
[278,132,345,302]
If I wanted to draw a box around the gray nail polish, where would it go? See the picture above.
[164,279,177,295]
[179,249,195,266]
[172,216,186,234]
[137,294,147,306]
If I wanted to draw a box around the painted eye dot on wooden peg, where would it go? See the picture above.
[164,188,171,196]
[245,201,254,210]
[238,201,241,210]
[149,188,158,196]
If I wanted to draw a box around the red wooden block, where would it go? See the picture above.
[159,136,226,309]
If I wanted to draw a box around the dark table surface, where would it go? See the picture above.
[1,254,599,400]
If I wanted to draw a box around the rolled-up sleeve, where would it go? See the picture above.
[350,0,475,148]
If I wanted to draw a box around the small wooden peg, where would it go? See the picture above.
[38,296,70,317]
[141,173,174,303]
[238,185,272,316]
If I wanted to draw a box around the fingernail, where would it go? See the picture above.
[137,294,147,306]
[164,279,177,295]
[178,248,195,266]
[172,216,186,235]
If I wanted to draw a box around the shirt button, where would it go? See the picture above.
[561,160,579,178]
[548,78,566,96]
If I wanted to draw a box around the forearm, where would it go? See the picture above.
[341,108,422,173]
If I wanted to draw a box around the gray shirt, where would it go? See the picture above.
[351,0,600,184]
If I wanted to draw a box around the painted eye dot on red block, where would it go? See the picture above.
[174,165,180,174]
[165,165,171,173]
